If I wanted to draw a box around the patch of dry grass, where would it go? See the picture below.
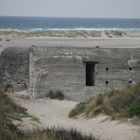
[19,128,96,140]
[69,83,140,122]
[0,90,29,140]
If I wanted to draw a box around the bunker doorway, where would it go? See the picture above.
[85,61,98,86]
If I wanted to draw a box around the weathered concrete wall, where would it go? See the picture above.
[30,46,140,101]
[0,46,140,101]
[0,47,29,91]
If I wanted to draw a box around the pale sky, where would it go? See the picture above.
[0,0,140,18]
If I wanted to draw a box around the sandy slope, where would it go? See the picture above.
[9,91,140,140]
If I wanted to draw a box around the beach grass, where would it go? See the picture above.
[0,30,127,38]
[47,90,64,100]
[19,128,96,140]
[69,82,140,123]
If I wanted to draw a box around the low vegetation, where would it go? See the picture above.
[0,89,28,140]
[47,90,64,100]
[20,128,96,140]
[0,30,127,38]
[69,83,140,122]
[4,83,14,92]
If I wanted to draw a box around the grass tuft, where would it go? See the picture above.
[69,102,86,118]
[47,90,64,100]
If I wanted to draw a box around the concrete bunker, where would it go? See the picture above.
[0,46,140,101]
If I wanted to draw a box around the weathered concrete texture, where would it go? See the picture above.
[29,46,140,101]
[0,47,29,91]
[0,46,140,101]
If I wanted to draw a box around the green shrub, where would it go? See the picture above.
[55,90,64,100]
[4,83,13,92]
[47,90,55,99]
[47,90,64,100]
[127,106,140,117]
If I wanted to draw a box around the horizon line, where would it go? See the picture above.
[0,15,140,20]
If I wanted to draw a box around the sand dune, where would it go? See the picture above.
[9,91,140,140]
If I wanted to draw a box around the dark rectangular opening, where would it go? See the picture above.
[85,62,96,86]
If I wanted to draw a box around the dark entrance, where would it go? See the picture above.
[85,61,98,86]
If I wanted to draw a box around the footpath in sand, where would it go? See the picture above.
[9,91,140,140]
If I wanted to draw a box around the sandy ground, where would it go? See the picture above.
[9,91,140,140]
[0,36,140,56]
[0,36,140,51]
